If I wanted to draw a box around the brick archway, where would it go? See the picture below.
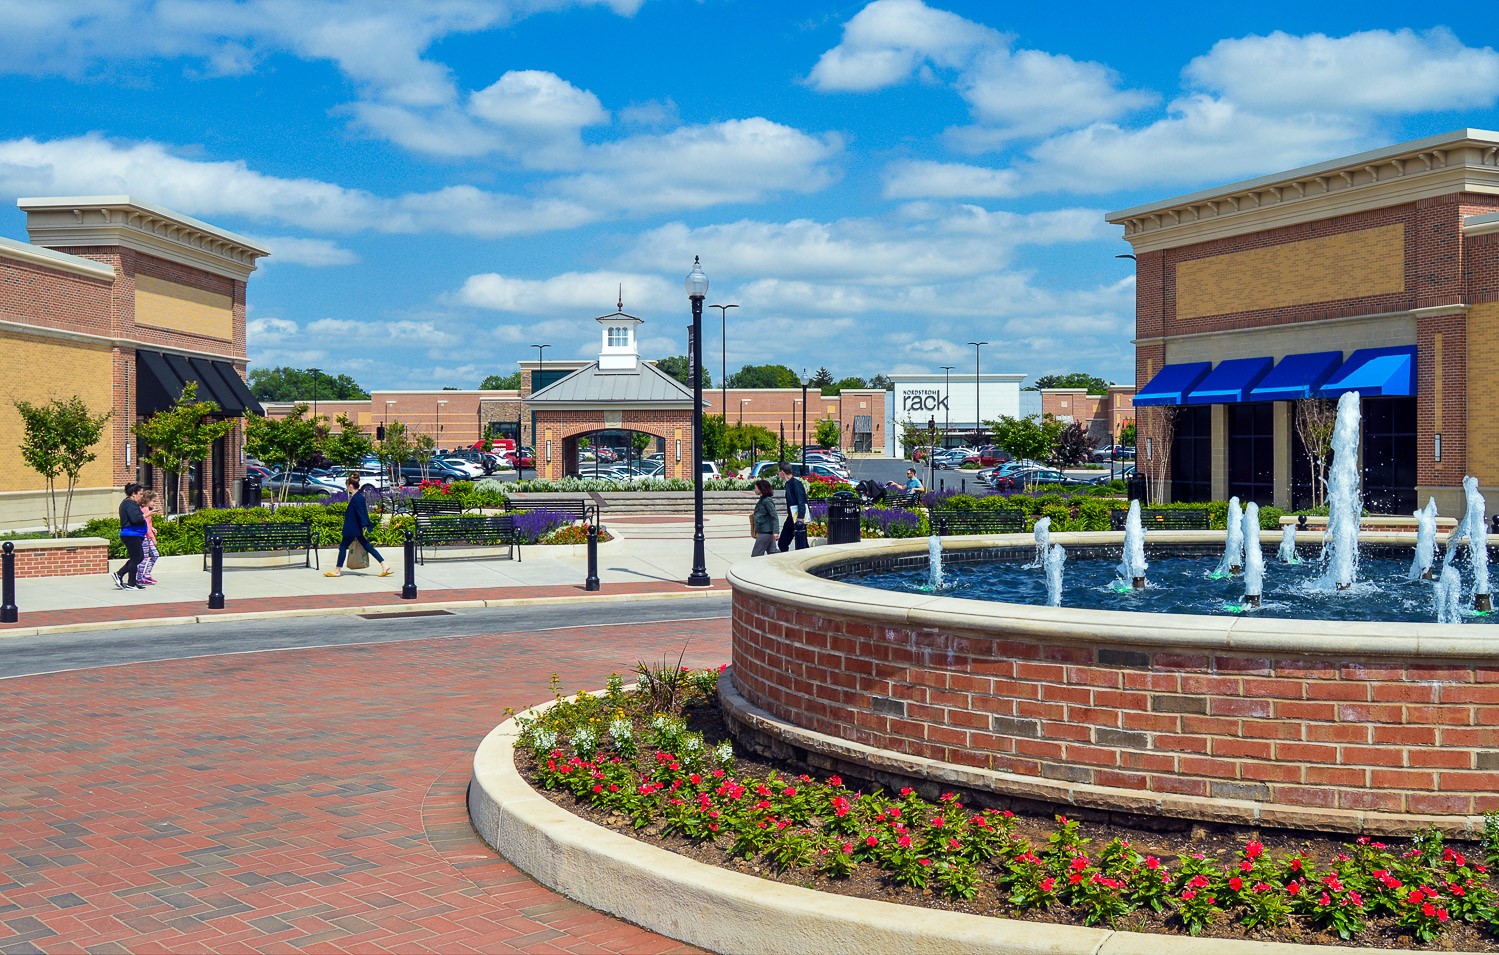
[535,410,694,480]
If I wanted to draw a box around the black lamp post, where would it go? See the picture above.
[685,257,711,588]
[800,370,809,470]
[940,364,954,450]
[710,304,738,446]
[310,367,321,421]
[927,415,936,493]
[967,341,987,445]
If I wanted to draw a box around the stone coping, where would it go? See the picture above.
[718,669,1483,838]
[468,696,1423,955]
[4,536,109,551]
[727,532,1496,661]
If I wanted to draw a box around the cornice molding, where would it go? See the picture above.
[0,235,116,281]
[0,318,245,363]
[18,196,268,281]
[1109,131,1499,253]
[1132,307,1420,347]
[1466,212,1499,237]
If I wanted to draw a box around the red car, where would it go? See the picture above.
[963,445,1009,467]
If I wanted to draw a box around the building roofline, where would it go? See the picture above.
[0,234,116,280]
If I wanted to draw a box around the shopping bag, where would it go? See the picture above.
[346,539,371,570]
[748,515,758,538]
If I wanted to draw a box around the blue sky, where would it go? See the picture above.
[2,1,1497,390]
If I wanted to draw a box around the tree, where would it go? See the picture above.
[322,414,374,471]
[243,405,321,502]
[1051,422,1090,467]
[654,355,711,389]
[247,367,369,402]
[1119,422,1136,446]
[480,371,523,390]
[722,422,777,460]
[1141,406,1177,503]
[824,376,866,396]
[726,363,799,389]
[378,420,412,485]
[810,367,835,389]
[814,416,841,449]
[989,414,1063,465]
[134,381,236,515]
[868,374,893,391]
[14,396,111,536]
[702,414,727,460]
[632,431,653,454]
[1026,373,1113,395]
[1294,398,1337,508]
[896,418,931,459]
[412,431,437,480]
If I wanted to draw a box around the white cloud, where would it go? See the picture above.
[457,271,679,315]
[956,47,1153,140]
[1184,28,1499,115]
[806,0,999,92]
[468,70,609,132]
[243,235,359,267]
[246,317,300,346]
[883,160,1018,199]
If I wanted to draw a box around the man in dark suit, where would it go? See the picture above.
[778,461,809,552]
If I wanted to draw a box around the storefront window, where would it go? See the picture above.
[1227,403,1274,506]
[1171,406,1212,503]
[1362,397,1416,514]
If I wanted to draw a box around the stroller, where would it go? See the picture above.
[856,479,889,506]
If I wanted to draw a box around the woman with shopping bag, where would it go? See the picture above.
[749,479,779,556]
[326,475,392,577]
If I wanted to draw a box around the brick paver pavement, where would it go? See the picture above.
[0,617,730,953]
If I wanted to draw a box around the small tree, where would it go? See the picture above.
[134,381,235,515]
[810,367,835,389]
[897,418,929,459]
[14,396,112,536]
[378,420,412,485]
[814,416,841,449]
[1051,421,1090,467]
[412,431,437,481]
[989,414,1062,465]
[702,414,727,460]
[1119,421,1136,446]
[244,405,321,502]
[1294,398,1337,508]
[632,431,653,455]
[1141,406,1177,503]
[322,413,374,472]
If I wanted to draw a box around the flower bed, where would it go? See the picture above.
[515,675,1499,950]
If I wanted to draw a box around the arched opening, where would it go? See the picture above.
[562,428,667,480]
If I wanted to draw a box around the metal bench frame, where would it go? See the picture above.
[928,508,1026,536]
[412,501,522,564]
[202,521,318,570]
[1109,507,1211,531]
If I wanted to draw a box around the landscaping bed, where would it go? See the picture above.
[514,672,1499,951]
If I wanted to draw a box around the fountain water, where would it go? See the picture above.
[1026,516,1051,569]
[1044,543,1066,607]
[1277,522,1300,564]
[1118,500,1147,590]
[1463,477,1490,611]
[1436,564,1464,624]
[1318,391,1362,591]
[927,535,944,591]
[1409,498,1439,581]
[1214,497,1244,577]
[1242,503,1264,608]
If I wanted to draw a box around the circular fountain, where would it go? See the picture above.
[724,392,1499,834]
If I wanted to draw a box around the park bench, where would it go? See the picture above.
[202,522,318,570]
[512,499,590,522]
[413,513,520,564]
[928,508,1026,536]
[1109,507,1211,531]
[886,491,924,509]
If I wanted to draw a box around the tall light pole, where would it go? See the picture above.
[310,366,321,421]
[967,342,988,446]
[530,343,550,389]
[685,257,711,588]
[800,369,809,470]
[940,365,954,449]
[436,399,447,451]
[710,303,738,444]
[384,400,396,484]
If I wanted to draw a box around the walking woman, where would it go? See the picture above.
[112,483,147,590]
[326,475,392,577]
[137,489,161,585]
[750,479,779,556]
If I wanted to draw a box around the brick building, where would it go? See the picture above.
[0,196,265,529]
[1038,386,1136,449]
[1110,129,1499,514]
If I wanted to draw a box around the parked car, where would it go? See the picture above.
[702,462,721,479]
[1087,464,1137,485]
[435,455,484,479]
[263,471,334,498]
[963,445,1010,467]
[931,448,970,469]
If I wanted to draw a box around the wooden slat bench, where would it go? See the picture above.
[928,508,1026,536]
[1109,507,1211,531]
[202,522,317,570]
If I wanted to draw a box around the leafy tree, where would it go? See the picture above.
[868,374,893,391]
[727,363,799,389]
[632,431,653,454]
[723,422,777,460]
[824,376,867,396]
[247,366,369,402]
[702,414,728,460]
[810,367,835,389]
[134,381,236,515]
[988,414,1063,465]
[896,418,931,459]
[378,420,411,485]
[1051,421,1090,467]
[322,414,374,471]
[244,405,321,502]
[654,355,711,389]
[14,396,112,536]
[1026,373,1112,395]
[814,416,841,449]
[412,431,437,480]
[480,371,523,390]
[1119,422,1136,446]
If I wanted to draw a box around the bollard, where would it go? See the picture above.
[207,535,225,609]
[1,540,17,623]
[961,478,966,494]
[401,531,418,599]
[585,506,600,592]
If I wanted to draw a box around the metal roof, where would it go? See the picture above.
[524,361,699,406]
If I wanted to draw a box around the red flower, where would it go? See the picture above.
[1286,882,1300,896]
[1181,889,1197,901]
[1228,877,1243,892]
[1407,890,1425,905]
[865,834,879,847]
[1069,872,1083,885]
[897,834,912,849]
[1069,856,1088,872]
[1145,856,1160,870]
[900,787,914,796]
[1244,841,1264,860]
[1422,902,1437,917]
[1040,877,1055,892]
[827,775,842,786]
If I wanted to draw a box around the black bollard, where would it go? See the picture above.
[207,535,225,609]
[1,540,17,623]
[401,530,418,599]
[585,507,601,592]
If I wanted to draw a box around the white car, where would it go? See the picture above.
[436,456,484,479]
[702,462,721,479]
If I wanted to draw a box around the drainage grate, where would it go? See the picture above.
[356,609,456,620]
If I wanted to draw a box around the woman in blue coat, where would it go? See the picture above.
[326,475,392,577]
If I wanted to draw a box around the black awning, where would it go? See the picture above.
[135,350,259,418]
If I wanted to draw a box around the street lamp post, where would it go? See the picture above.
[801,370,810,470]
[685,257,711,588]
[940,365,954,450]
[436,399,447,451]
[310,367,321,421]
[710,304,738,442]
[384,400,396,484]
[927,415,936,494]
[530,343,550,478]
[967,342,988,446]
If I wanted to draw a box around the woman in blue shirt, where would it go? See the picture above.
[326,475,392,577]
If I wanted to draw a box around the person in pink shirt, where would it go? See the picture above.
[138,489,161,586]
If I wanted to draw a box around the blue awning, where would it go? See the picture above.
[1318,345,1416,398]
[1134,361,1211,406]
[1184,356,1273,404]
[1248,351,1344,402]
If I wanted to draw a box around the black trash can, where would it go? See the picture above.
[241,474,263,509]
[826,490,861,545]
[1126,474,1148,504]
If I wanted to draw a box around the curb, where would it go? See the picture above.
[0,588,729,640]
[469,701,1429,955]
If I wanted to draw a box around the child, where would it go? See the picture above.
[138,489,161,585]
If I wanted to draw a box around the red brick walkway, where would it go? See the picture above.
[0,618,730,952]
[0,579,729,631]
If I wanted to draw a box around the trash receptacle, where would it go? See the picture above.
[826,490,861,545]
[241,474,263,509]
[1126,474,1148,504]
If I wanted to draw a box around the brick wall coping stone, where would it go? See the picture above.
[470,697,1422,955]
[728,531,1494,661]
[6,536,110,551]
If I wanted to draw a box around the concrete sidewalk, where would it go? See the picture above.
[1,513,760,632]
